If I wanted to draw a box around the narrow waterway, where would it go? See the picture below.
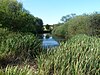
[42,34,59,48]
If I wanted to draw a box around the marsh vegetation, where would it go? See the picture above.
[0,0,100,75]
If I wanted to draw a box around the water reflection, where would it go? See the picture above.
[42,34,59,48]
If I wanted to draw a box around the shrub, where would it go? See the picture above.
[66,16,92,38]
[52,13,100,39]
[52,25,66,38]
[52,15,93,39]
[89,13,100,37]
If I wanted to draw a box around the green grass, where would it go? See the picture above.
[0,28,42,65]
[0,29,100,75]
[37,34,100,75]
[0,65,35,75]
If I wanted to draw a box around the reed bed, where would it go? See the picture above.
[0,28,42,65]
[37,34,100,75]
[0,34,100,75]
[0,65,35,75]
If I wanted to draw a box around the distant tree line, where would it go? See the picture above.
[0,0,43,33]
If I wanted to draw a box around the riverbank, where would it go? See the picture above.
[0,34,100,75]
[0,28,42,68]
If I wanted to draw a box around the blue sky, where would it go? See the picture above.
[18,0,100,25]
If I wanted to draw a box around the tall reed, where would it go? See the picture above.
[0,28,42,64]
[37,34,100,75]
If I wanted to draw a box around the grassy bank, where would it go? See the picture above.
[36,34,100,75]
[0,28,42,67]
[0,34,100,75]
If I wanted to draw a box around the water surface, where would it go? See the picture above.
[42,34,59,48]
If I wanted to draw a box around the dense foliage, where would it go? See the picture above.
[0,28,42,65]
[52,13,100,39]
[0,0,43,33]
[52,25,66,38]
[89,13,100,37]
[37,34,100,75]
[0,65,35,75]
[0,1,100,74]
[0,35,99,75]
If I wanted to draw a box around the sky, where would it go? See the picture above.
[17,0,100,25]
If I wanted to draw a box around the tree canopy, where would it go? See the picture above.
[0,0,43,33]
[60,13,76,23]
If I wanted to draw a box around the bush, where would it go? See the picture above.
[52,15,92,39]
[52,25,66,38]
[66,16,92,38]
[52,13,100,39]
[89,13,100,37]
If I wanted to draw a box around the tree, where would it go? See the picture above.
[61,13,76,23]
[0,0,43,33]
[60,16,67,22]
[45,24,50,30]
